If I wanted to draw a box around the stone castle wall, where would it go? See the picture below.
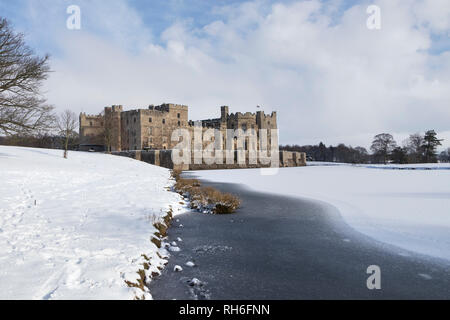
[80,103,306,169]
[111,149,306,170]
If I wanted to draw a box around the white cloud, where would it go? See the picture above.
[22,0,450,148]
[414,0,450,33]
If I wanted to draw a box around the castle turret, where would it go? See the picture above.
[221,106,229,121]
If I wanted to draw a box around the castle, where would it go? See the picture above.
[79,104,306,169]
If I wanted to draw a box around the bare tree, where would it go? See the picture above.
[370,133,397,164]
[404,133,424,163]
[0,18,54,135]
[438,148,450,163]
[57,110,78,159]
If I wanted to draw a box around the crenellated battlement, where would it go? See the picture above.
[80,103,279,151]
[80,113,103,119]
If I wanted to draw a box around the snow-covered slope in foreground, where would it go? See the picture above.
[193,166,450,262]
[0,146,184,300]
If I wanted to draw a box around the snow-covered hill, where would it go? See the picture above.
[193,166,450,262]
[0,146,184,300]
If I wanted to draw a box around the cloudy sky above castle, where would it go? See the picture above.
[1,0,450,149]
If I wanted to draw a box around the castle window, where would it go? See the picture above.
[90,121,93,126]
[134,117,136,123]
[177,113,180,119]
[178,121,181,126]
[148,127,153,135]
[162,119,166,124]
[149,117,152,123]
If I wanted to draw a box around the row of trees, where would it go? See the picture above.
[282,131,445,164]
[370,131,443,164]
[0,17,79,158]
[280,143,370,164]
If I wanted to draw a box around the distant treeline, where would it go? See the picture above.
[0,133,79,151]
[2,130,449,165]
[281,130,450,164]
[281,143,370,163]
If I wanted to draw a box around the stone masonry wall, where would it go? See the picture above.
[111,150,306,170]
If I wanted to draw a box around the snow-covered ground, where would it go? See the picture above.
[309,161,450,170]
[0,146,184,300]
[192,165,450,262]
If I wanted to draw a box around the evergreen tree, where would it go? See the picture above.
[422,130,443,163]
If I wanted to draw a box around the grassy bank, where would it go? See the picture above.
[172,170,241,214]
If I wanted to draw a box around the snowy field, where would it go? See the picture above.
[0,146,184,300]
[308,161,450,170]
[193,165,450,262]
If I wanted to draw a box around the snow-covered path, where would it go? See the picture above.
[0,146,184,299]
[193,165,450,262]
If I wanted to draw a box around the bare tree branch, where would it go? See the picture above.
[0,17,54,135]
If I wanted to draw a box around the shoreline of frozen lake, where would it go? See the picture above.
[150,179,450,300]
[190,166,450,262]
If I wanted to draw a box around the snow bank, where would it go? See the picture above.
[192,165,450,262]
[0,146,184,300]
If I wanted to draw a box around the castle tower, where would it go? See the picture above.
[104,105,122,152]
[221,106,229,121]
[256,111,264,129]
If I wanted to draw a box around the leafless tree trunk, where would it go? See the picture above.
[0,18,54,135]
[57,110,78,159]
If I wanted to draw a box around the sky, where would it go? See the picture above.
[0,0,449,150]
